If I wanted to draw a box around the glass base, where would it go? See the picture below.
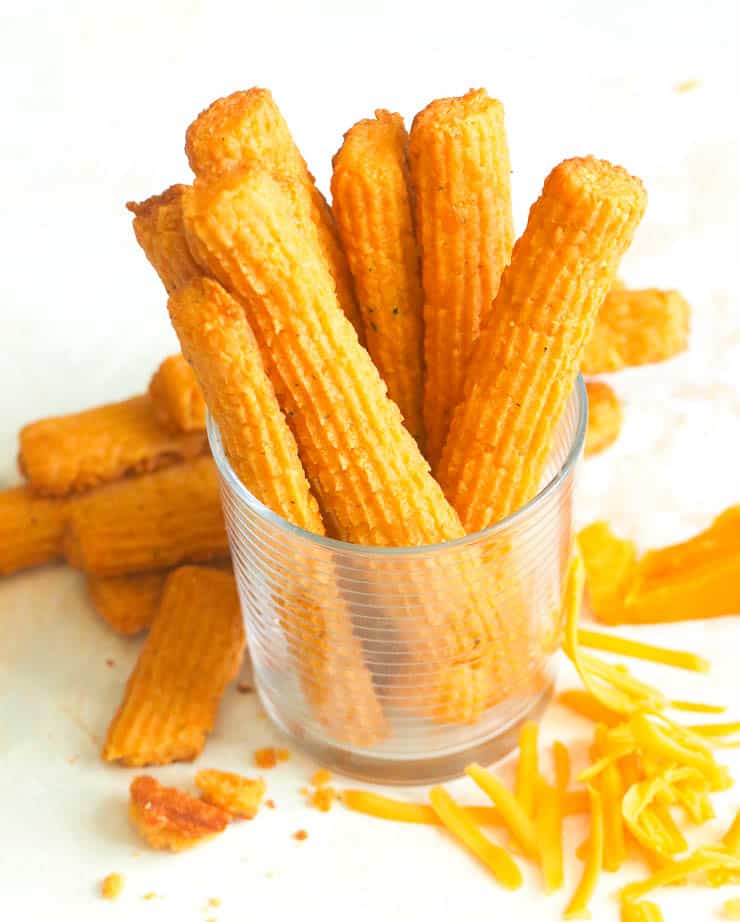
[257,676,555,786]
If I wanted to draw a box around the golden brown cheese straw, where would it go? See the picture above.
[129,775,231,851]
[585,380,623,456]
[18,395,207,497]
[86,571,169,635]
[195,769,266,819]
[64,455,228,576]
[104,567,245,765]
[185,88,364,340]
[167,277,386,745]
[409,89,514,469]
[438,157,647,531]
[148,354,207,432]
[331,110,424,444]
[583,288,690,374]
[0,486,66,576]
[127,185,201,294]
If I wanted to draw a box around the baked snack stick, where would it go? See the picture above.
[104,567,245,765]
[409,89,514,469]
[129,775,230,851]
[18,394,207,497]
[438,157,647,532]
[149,354,206,432]
[64,455,228,576]
[167,277,386,745]
[184,168,526,721]
[331,110,424,445]
[0,486,66,576]
[86,571,168,635]
[185,88,363,341]
[127,185,201,294]
[585,380,623,456]
[583,288,690,374]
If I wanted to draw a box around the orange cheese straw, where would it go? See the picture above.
[148,354,206,433]
[0,486,66,576]
[585,380,623,456]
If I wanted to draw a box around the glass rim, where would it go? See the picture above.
[207,373,588,558]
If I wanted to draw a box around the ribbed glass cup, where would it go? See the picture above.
[208,377,587,784]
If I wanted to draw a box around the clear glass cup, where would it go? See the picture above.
[208,377,587,784]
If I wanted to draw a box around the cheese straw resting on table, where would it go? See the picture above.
[148,354,206,433]
[18,394,207,497]
[438,156,647,532]
[167,277,386,745]
[331,109,425,446]
[183,165,523,723]
[185,88,364,342]
[86,570,169,635]
[409,89,514,469]
[0,486,67,576]
[64,455,228,576]
[104,566,245,766]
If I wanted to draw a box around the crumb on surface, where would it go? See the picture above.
[101,873,124,900]
[254,746,290,769]
[142,892,158,900]
[675,78,700,93]
[293,829,308,841]
[311,768,332,788]
[129,775,230,852]
[309,787,337,812]
[106,658,115,667]
[276,747,290,762]
[236,681,253,694]
[195,768,266,819]
[265,799,276,809]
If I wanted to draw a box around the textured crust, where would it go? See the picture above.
[148,354,207,433]
[104,567,245,766]
[64,456,228,576]
[167,277,387,745]
[86,571,169,635]
[195,769,266,819]
[129,775,230,851]
[18,395,208,497]
[583,288,690,374]
[185,88,363,340]
[585,380,623,456]
[0,486,67,576]
[409,89,514,469]
[331,110,424,445]
[127,185,201,294]
[438,156,647,532]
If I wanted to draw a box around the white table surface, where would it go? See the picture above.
[2,2,740,919]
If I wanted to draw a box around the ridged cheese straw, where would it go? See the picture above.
[127,185,201,293]
[438,157,647,531]
[149,354,206,432]
[64,456,228,576]
[185,88,363,340]
[0,486,66,576]
[183,166,503,667]
[409,89,514,469]
[583,287,690,374]
[585,380,623,456]
[331,110,424,444]
[104,567,245,765]
[86,571,168,635]
[167,277,386,745]
[19,395,207,496]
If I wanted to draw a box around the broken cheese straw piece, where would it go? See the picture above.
[331,109,424,445]
[564,787,605,919]
[148,354,206,433]
[0,486,66,576]
[408,89,514,469]
[578,521,638,625]
[86,571,168,635]
[620,901,665,922]
[64,456,228,576]
[466,763,538,857]
[18,395,207,497]
[127,185,201,293]
[620,849,740,903]
[341,788,589,825]
[438,157,646,532]
[582,287,690,375]
[167,277,386,746]
[184,164,515,720]
[585,380,623,456]
[428,786,522,889]
[514,721,540,820]
[103,567,245,765]
[129,774,230,851]
[577,628,710,673]
[185,88,364,341]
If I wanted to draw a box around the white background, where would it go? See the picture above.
[1,1,740,919]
